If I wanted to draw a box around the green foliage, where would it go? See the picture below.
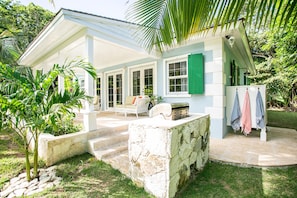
[44,113,82,136]
[127,0,297,52]
[267,110,297,130]
[0,0,53,65]
[0,0,54,52]
[249,21,297,110]
[0,60,96,180]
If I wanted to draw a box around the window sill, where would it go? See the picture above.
[164,93,191,98]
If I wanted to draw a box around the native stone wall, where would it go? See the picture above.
[128,114,210,198]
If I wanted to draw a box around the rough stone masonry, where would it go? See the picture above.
[128,114,210,198]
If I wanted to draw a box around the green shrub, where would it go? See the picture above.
[267,110,297,130]
[44,113,82,136]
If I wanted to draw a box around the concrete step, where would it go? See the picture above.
[93,143,128,160]
[88,131,129,152]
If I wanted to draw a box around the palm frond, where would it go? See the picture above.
[127,0,297,52]
[126,0,169,52]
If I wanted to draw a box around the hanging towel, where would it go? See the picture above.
[241,90,252,135]
[256,90,265,129]
[231,91,241,131]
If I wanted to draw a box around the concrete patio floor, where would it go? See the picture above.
[78,111,297,167]
[210,127,297,167]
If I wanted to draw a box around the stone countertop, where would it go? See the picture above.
[129,113,209,129]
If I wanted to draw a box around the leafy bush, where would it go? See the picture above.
[44,113,82,136]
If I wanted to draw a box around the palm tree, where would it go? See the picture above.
[0,60,96,181]
[126,0,297,52]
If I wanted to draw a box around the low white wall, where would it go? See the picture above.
[38,132,88,166]
[38,127,119,166]
[128,114,210,198]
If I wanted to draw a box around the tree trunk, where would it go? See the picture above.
[33,131,39,178]
[25,143,31,181]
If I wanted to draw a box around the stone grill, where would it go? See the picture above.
[171,102,189,120]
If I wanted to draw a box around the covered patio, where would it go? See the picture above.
[75,111,297,168]
[19,9,159,132]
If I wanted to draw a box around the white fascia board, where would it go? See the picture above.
[29,29,87,67]
[238,23,256,74]
[64,11,160,58]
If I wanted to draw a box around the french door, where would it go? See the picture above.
[107,72,123,108]
[94,77,101,110]
[131,67,154,96]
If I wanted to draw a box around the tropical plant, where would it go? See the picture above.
[0,60,96,181]
[0,30,21,65]
[126,0,297,52]
[248,20,297,110]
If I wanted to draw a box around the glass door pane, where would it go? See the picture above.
[95,77,101,109]
[144,68,153,96]
[132,71,140,96]
[108,75,114,108]
[116,74,123,105]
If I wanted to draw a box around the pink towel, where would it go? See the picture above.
[241,90,252,135]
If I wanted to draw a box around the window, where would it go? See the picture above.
[166,58,188,95]
[165,54,204,96]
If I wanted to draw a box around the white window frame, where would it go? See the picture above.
[163,55,191,97]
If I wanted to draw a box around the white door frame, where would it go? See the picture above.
[104,69,125,110]
[128,62,157,96]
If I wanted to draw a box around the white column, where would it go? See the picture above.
[83,35,97,132]
[58,76,65,94]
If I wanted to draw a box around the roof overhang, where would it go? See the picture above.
[18,9,158,70]
[161,21,255,74]
[19,9,255,75]
[222,22,256,74]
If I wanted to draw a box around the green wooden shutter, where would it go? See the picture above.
[188,53,204,94]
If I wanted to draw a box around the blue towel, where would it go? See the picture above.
[231,91,241,131]
[256,90,265,129]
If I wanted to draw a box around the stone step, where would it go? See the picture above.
[88,131,129,152]
[87,125,129,140]
[93,143,128,160]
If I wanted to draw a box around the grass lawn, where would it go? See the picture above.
[267,109,297,130]
[1,130,297,197]
[177,162,297,198]
[0,129,25,189]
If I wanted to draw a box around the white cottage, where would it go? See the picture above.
[19,9,256,139]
